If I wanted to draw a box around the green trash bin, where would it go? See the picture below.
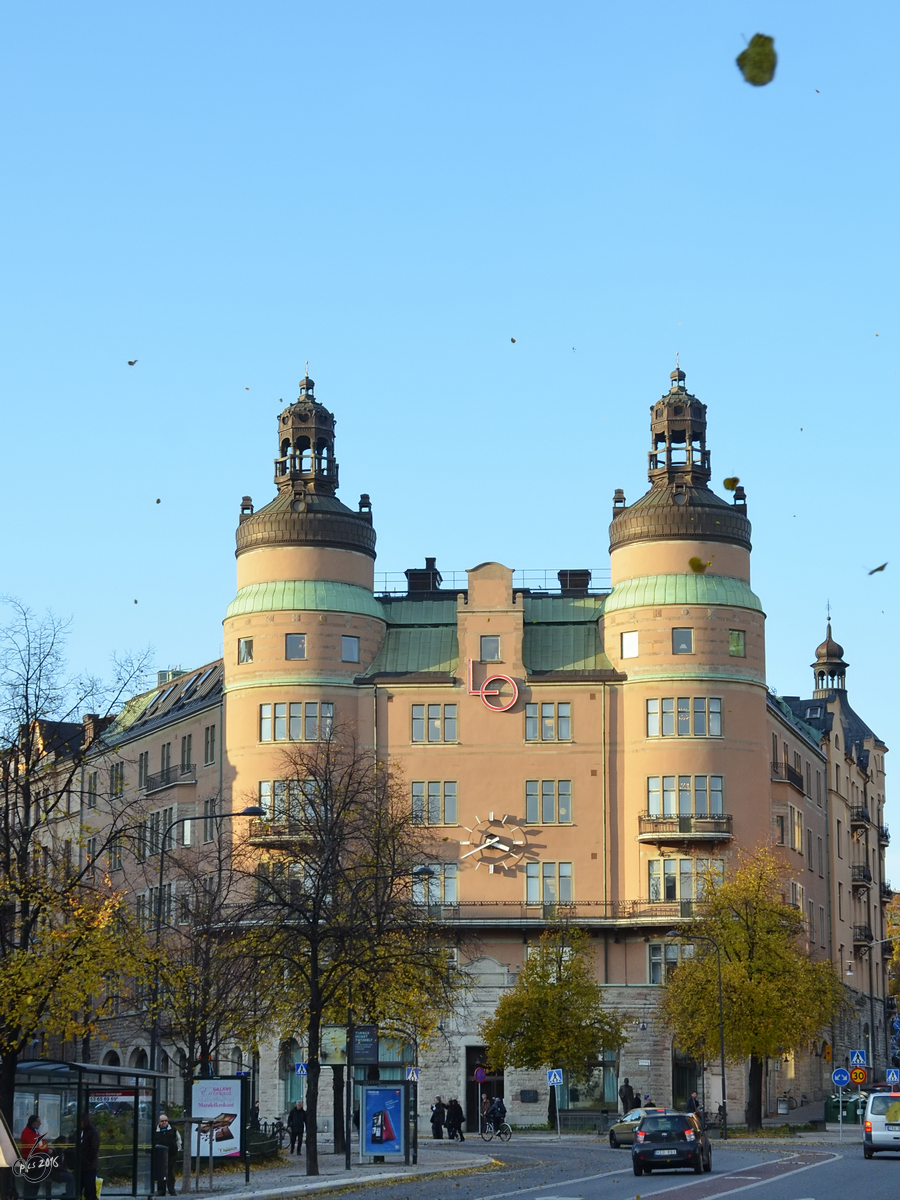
[824,1095,839,1123]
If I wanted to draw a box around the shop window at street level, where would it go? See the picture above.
[341,635,359,663]
[525,702,571,741]
[285,634,307,660]
[238,638,253,664]
[728,630,746,657]
[672,628,693,654]
[411,781,458,825]
[526,779,572,823]
[412,703,457,743]
[480,635,501,662]
[621,631,638,659]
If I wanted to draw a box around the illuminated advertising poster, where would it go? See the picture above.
[190,1080,242,1157]
[360,1086,404,1158]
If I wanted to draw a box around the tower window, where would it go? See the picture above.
[480,636,501,662]
[285,634,307,660]
[620,631,638,659]
[238,638,253,664]
[672,628,693,654]
[341,636,360,663]
[728,630,746,657]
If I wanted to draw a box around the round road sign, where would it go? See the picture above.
[474,1066,487,1083]
[850,1067,868,1085]
[831,1067,850,1088]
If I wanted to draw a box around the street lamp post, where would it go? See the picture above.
[148,804,265,1074]
[668,930,727,1140]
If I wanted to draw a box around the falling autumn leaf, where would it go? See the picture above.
[737,34,777,86]
[723,477,740,490]
[868,563,888,574]
[156,499,161,504]
[510,338,516,343]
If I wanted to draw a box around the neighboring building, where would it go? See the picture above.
[59,368,887,1123]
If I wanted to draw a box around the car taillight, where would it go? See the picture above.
[685,1130,695,1141]
[865,1121,872,1133]
[636,1131,645,1143]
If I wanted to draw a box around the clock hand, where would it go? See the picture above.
[460,836,500,859]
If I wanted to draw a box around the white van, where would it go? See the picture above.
[863,1090,900,1157]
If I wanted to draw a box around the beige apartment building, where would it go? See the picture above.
[53,367,890,1126]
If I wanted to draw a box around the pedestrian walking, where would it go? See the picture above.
[249,1101,260,1132]
[79,1113,101,1200]
[152,1114,180,1196]
[286,1101,306,1154]
[430,1097,446,1140]
[618,1078,635,1114]
[446,1098,465,1142]
[686,1091,701,1116]
[19,1115,48,1200]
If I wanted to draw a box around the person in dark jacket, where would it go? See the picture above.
[249,1101,260,1132]
[152,1115,180,1196]
[79,1114,100,1200]
[286,1101,306,1154]
[618,1078,635,1114]
[445,1098,465,1142]
[430,1097,446,1140]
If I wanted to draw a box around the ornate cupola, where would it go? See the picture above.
[812,622,849,695]
[609,365,752,554]
[235,376,376,561]
[273,375,338,495]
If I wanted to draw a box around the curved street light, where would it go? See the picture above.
[149,804,266,1073]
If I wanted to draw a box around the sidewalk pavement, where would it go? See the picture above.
[181,1141,494,1198]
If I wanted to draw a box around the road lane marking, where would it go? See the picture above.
[472,1167,626,1199]
[635,1151,839,1200]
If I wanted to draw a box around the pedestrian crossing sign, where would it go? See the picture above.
[887,1068,900,1084]
[547,1068,563,1086]
[406,1067,419,1082]
[295,1062,307,1076]
[850,1049,867,1067]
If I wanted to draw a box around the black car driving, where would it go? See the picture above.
[631,1112,712,1175]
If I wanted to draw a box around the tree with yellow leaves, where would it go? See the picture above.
[480,924,627,1127]
[0,599,151,1196]
[659,848,844,1131]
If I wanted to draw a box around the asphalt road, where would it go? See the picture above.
[311,1137,900,1200]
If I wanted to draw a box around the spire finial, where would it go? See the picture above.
[826,599,832,623]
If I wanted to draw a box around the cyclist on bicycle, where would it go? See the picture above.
[485,1096,507,1129]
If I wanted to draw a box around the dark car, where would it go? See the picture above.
[631,1112,711,1175]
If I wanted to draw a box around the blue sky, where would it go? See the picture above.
[2,3,896,875]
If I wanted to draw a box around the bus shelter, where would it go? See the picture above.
[14,1060,168,1197]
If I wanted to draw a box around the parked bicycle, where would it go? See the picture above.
[481,1120,512,1142]
[702,1104,725,1128]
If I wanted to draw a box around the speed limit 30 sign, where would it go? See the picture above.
[850,1067,868,1085]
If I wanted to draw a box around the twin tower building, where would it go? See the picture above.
[117,368,891,1122]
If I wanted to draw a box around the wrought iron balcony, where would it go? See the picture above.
[638,812,733,842]
[247,818,311,848]
[851,863,873,889]
[771,761,804,793]
[879,825,890,845]
[881,881,894,903]
[144,764,196,793]
[404,899,705,928]
[850,805,871,829]
[853,924,874,945]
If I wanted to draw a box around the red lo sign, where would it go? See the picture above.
[467,659,519,711]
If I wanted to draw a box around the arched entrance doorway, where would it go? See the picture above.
[671,1044,699,1112]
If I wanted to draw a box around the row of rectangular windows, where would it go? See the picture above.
[648,857,724,901]
[238,635,359,664]
[412,702,572,744]
[408,780,573,826]
[647,697,721,738]
[621,629,746,659]
[85,726,217,806]
[412,861,572,906]
[648,775,724,816]
[259,702,334,742]
[772,735,824,803]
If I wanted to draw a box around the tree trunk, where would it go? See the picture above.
[332,1066,345,1155]
[305,1058,320,1175]
[747,1054,764,1131]
[547,1082,557,1130]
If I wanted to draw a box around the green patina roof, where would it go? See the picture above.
[523,595,606,623]
[602,573,762,614]
[523,624,612,672]
[364,626,459,675]
[225,581,387,621]
[380,598,459,625]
